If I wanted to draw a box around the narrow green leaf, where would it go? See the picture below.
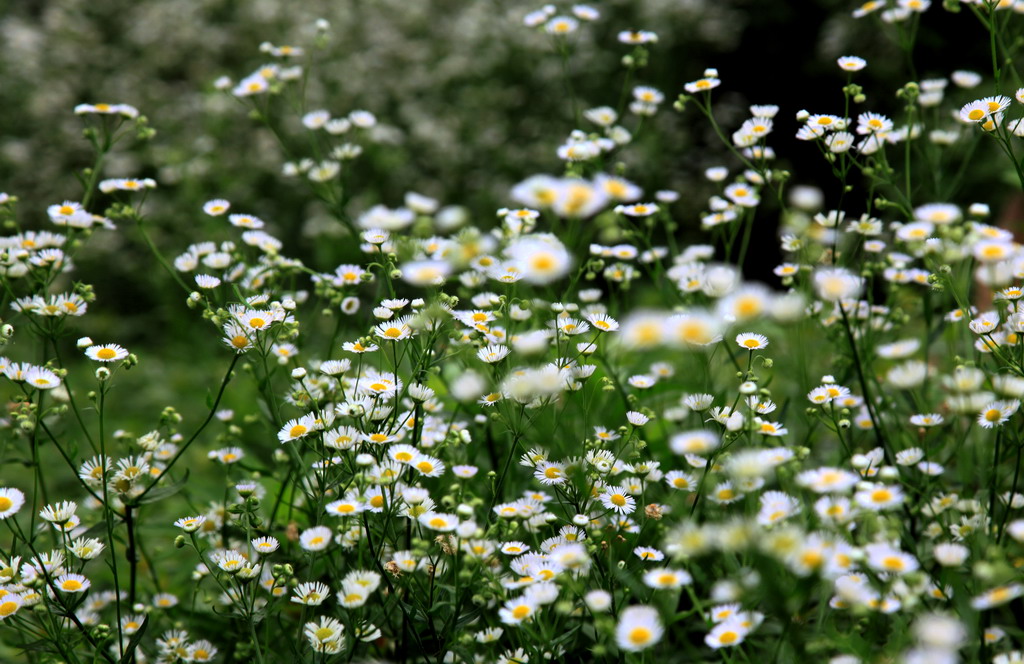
[136,469,190,505]
[119,615,149,664]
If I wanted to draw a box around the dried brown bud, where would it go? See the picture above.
[384,561,402,578]
[436,535,456,555]
[645,504,663,520]
[285,521,300,542]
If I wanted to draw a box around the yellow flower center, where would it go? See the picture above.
[0,497,11,511]
[289,424,308,438]
[512,605,531,620]
[62,579,83,591]
[882,556,904,571]
[605,181,627,198]
[719,631,738,645]
[610,494,627,507]
[532,254,555,271]
[629,627,652,645]
[801,550,824,568]
[678,320,712,345]
[871,489,892,503]
[736,297,760,317]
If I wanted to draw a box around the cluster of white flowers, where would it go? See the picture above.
[5,2,1024,663]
